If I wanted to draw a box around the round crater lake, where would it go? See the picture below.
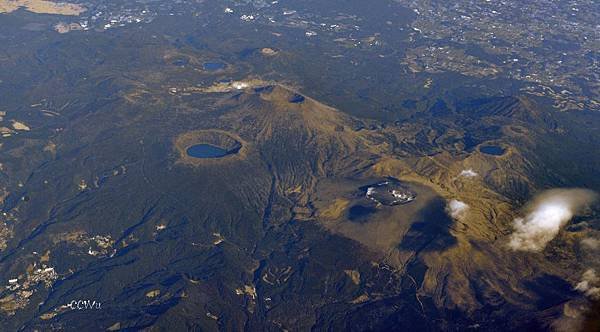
[289,93,305,103]
[203,62,226,71]
[171,57,189,66]
[479,145,506,156]
[186,144,231,159]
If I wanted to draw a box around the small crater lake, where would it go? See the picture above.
[203,62,226,71]
[186,144,232,159]
[171,58,189,66]
[289,94,305,103]
[479,145,506,156]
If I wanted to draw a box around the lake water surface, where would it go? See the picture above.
[289,94,305,103]
[186,144,230,158]
[479,145,505,156]
[203,62,226,71]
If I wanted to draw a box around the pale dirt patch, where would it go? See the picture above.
[319,198,350,220]
[0,0,85,15]
[145,290,161,298]
[344,269,361,285]
[260,48,278,56]
[11,121,30,131]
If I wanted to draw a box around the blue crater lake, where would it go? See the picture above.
[186,144,230,159]
[289,94,305,103]
[479,145,505,156]
[203,62,226,71]
[172,58,189,66]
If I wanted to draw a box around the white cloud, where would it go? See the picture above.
[458,169,478,178]
[508,189,597,252]
[575,269,600,300]
[551,301,588,332]
[447,199,469,221]
[581,238,600,250]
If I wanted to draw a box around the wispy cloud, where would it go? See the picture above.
[575,269,600,300]
[581,238,600,250]
[508,189,597,252]
[447,199,469,221]
[551,300,589,332]
[458,169,478,178]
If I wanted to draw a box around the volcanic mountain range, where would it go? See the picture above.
[1,79,598,330]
